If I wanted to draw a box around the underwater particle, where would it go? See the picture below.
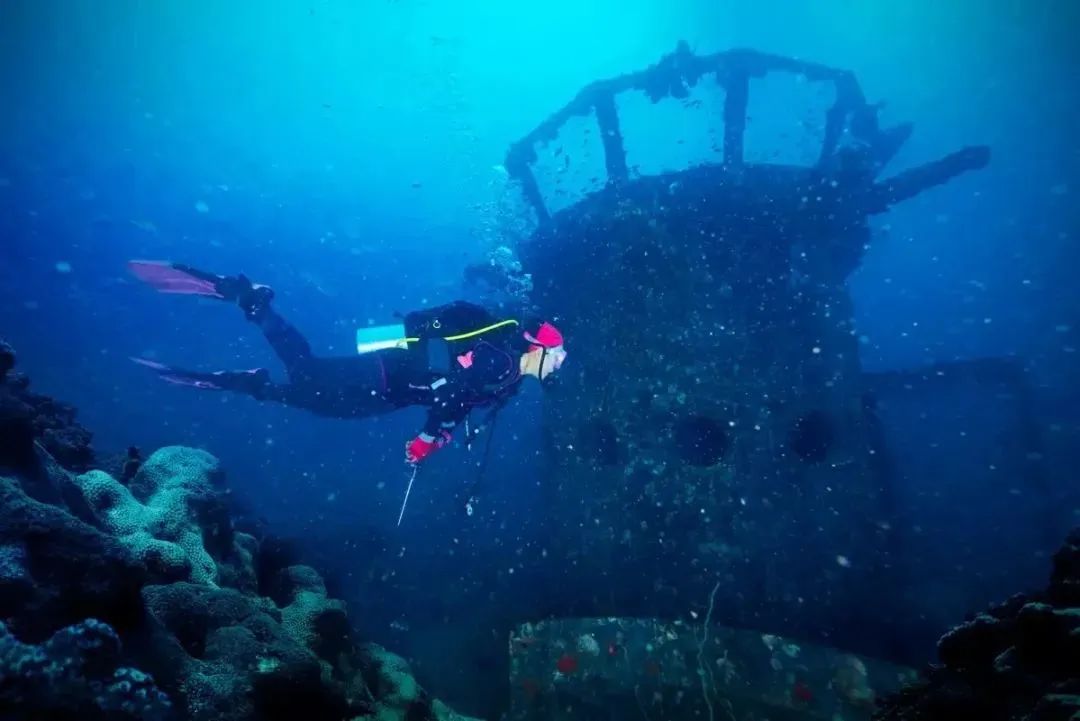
[194,200,210,213]
[672,414,730,466]
[0,177,10,187]
[789,410,833,462]
[411,181,423,189]
[836,554,851,568]
[556,653,579,674]
[55,261,73,274]
[1050,183,1068,196]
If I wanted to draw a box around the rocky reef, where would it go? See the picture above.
[874,529,1080,721]
[0,339,479,721]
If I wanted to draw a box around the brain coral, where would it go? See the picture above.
[75,447,226,585]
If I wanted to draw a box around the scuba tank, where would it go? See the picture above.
[355,324,409,354]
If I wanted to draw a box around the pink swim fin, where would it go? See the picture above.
[131,357,270,392]
[130,357,221,389]
[128,260,224,298]
[130,357,170,372]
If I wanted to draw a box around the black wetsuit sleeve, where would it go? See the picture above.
[420,343,515,437]
[422,379,476,437]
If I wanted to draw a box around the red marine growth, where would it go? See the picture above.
[791,680,814,704]
[556,653,579,674]
[520,678,540,700]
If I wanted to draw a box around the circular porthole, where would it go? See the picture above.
[789,410,834,462]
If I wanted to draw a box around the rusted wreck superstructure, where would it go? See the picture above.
[502,44,991,656]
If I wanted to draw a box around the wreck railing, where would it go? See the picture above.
[505,43,989,225]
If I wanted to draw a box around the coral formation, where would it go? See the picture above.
[0,474,147,640]
[354,644,483,721]
[0,618,173,721]
[874,529,1080,720]
[362,645,422,717]
[275,564,350,660]
[0,342,479,721]
[138,581,359,721]
[74,447,233,586]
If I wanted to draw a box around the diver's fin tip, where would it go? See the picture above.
[127,261,224,297]
[130,357,167,371]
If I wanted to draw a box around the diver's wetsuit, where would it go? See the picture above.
[194,301,524,436]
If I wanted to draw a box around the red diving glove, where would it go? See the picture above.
[405,431,451,464]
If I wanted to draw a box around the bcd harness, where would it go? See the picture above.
[406,316,519,379]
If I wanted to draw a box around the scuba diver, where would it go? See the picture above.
[127,261,567,466]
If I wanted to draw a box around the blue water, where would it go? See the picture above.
[2,1,1078,716]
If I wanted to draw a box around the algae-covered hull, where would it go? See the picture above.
[506,617,915,721]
